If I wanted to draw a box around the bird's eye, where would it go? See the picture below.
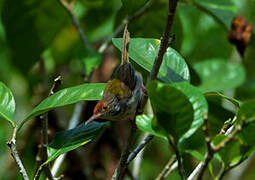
[103,105,108,111]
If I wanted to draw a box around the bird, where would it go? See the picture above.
[85,25,147,125]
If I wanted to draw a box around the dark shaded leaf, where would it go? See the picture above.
[1,0,68,73]
[45,121,109,165]
[147,81,194,142]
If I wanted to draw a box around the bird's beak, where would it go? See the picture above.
[85,113,102,125]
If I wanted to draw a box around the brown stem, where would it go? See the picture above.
[34,76,62,180]
[168,137,185,180]
[196,114,242,180]
[148,0,179,81]
[58,0,90,49]
[126,133,154,165]
[98,2,151,53]
[112,126,137,180]
[7,128,29,180]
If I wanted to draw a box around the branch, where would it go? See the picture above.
[126,133,154,165]
[156,155,177,180]
[34,76,62,180]
[182,0,228,32]
[58,0,90,49]
[7,128,29,180]
[168,137,185,180]
[148,0,179,81]
[112,126,137,180]
[188,114,243,180]
[98,2,151,53]
[218,159,244,180]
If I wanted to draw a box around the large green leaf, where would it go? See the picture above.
[147,81,194,142]
[1,0,68,73]
[18,83,106,130]
[136,114,166,139]
[0,82,15,127]
[44,121,109,166]
[194,60,245,92]
[192,0,237,29]
[139,82,208,143]
[112,38,190,84]
[172,82,208,142]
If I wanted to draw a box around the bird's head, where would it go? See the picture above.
[85,94,119,125]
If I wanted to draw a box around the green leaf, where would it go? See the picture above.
[147,81,194,142]
[213,134,251,166]
[75,49,102,76]
[237,100,255,146]
[138,82,208,143]
[205,91,242,108]
[193,0,237,29]
[237,100,255,124]
[1,0,68,73]
[0,82,15,127]
[185,149,205,161]
[172,82,208,142]
[121,0,148,15]
[136,114,166,140]
[112,38,190,84]
[45,121,109,165]
[18,83,106,130]
[194,60,245,92]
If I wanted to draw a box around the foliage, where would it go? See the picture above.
[1,0,255,179]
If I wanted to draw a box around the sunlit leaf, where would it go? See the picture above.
[0,82,15,127]
[18,83,106,130]
[112,38,190,83]
[194,60,245,92]
[136,114,166,139]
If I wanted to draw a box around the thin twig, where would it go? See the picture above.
[148,0,179,81]
[112,127,137,180]
[156,155,177,180]
[34,76,62,180]
[127,133,154,165]
[58,0,90,49]
[7,128,29,180]
[218,159,244,180]
[98,2,151,53]
[168,137,185,180]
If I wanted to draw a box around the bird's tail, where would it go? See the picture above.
[121,25,130,64]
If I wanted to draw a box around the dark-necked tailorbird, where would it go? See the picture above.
[85,25,147,125]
